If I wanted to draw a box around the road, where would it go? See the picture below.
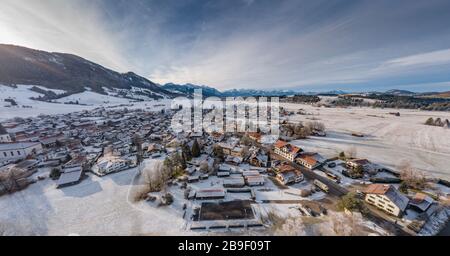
[269,150,348,196]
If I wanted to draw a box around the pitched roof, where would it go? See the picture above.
[365,184,409,211]
[277,163,297,173]
[247,132,262,140]
[364,184,391,194]
[0,142,41,151]
[274,140,288,149]
[274,140,302,154]
[286,144,302,154]
[57,168,83,187]
[300,155,317,165]
[410,193,434,212]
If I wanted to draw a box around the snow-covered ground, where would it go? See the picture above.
[55,91,132,105]
[0,168,189,236]
[283,103,450,179]
[0,85,172,122]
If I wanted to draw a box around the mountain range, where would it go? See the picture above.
[1,44,449,101]
[0,44,178,100]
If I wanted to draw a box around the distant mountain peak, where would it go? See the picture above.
[385,89,416,96]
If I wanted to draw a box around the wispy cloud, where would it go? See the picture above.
[382,49,450,68]
[1,0,450,91]
[0,0,130,71]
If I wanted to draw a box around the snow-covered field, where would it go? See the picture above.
[55,91,132,105]
[0,85,171,121]
[282,103,450,179]
[0,168,190,236]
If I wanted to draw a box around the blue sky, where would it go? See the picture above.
[1,0,450,92]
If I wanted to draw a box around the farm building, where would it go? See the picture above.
[245,176,265,186]
[195,188,226,200]
[223,177,246,188]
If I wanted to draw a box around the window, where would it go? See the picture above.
[17,151,21,155]
[3,152,6,157]
[10,152,14,156]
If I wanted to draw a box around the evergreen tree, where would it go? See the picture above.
[191,139,201,158]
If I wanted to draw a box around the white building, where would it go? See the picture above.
[92,156,130,176]
[296,152,326,170]
[364,184,409,217]
[0,142,43,164]
[273,140,302,162]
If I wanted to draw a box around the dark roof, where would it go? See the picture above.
[0,124,7,135]
[57,168,83,187]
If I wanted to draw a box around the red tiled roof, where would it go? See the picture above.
[247,132,262,140]
[299,155,317,165]
[364,184,391,195]
[278,163,297,173]
[274,140,288,149]
[274,140,301,154]
[287,144,301,154]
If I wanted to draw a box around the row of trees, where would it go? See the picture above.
[425,117,450,127]
[281,121,326,139]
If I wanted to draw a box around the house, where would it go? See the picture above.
[56,166,84,188]
[188,175,200,183]
[296,152,325,170]
[347,159,370,169]
[210,132,224,142]
[231,147,244,157]
[63,155,86,169]
[364,184,409,217]
[409,193,434,213]
[0,142,43,164]
[40,135,63,148]
[0,124,12,143]
[92,156,130,176]
[275,163,304,185]
[218,142,234,155]
[249,153,268,167]
[242,170,265,185]
[247,132,262,143]
[273,140,302,161]
[225,155,243,166]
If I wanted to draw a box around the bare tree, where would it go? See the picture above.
[347,146,357,159]
[399,162,427,190]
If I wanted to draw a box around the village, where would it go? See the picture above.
[0,102,449,236]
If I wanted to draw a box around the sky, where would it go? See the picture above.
[1,0,450,92]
